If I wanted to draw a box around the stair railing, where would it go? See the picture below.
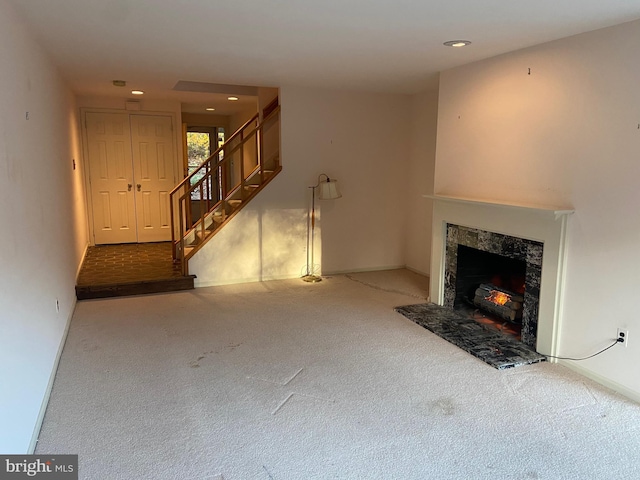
[170,105,281,275]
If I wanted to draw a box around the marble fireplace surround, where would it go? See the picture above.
[427,194,574,357]
[444,224,543,348]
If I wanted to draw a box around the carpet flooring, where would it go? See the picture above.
[36,269,640,479]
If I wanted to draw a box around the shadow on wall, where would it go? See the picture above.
[190,207,310,286]
[259,207,312,280]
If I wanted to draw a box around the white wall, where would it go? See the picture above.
[0,0,87,452]
[189,86,412,286]
[406,89,438,275]
[229,105,258,133]
[435,19,640,400]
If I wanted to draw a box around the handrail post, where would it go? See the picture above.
[257,120,264,184]
[217,157,222,205]
[178,200,185,275]
[240,129,245,199]
[199,183,205,245]
[185,183,192,230]
[205,162,210,214]
[170,194,176,260]
[222,152,228,203]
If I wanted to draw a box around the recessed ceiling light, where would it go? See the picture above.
[205,107,216,111]
[443,40,472,47]
[227,96,239,101]
[131,90,144,95]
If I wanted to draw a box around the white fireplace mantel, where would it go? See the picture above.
[423,194,574,220]
[426,193,573,357]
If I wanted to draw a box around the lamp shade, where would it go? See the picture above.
[318,179,341,199]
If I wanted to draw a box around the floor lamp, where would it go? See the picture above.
[302,174,342,283]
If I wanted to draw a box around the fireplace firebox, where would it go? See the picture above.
[444,224,543,347]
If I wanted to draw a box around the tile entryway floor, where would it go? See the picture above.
[76,242,194,299]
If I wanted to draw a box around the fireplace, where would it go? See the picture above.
[428,194,573,356]
[443,224,543,347]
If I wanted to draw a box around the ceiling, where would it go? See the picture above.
[8,0,640,112]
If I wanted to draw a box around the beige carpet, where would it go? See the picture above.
[36,269,640,479]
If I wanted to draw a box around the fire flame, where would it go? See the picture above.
[486,290,510,306]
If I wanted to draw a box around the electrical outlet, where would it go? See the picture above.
[617,328,628,347]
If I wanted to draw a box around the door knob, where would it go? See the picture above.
[136,184,141,192]
[127,183,132,191]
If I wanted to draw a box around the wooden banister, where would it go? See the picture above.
[170,105,281,275]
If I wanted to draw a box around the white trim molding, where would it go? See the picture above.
[427,194,573,357]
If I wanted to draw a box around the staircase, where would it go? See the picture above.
[170,104,281,275]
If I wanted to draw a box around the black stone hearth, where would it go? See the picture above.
[395,303,545,369]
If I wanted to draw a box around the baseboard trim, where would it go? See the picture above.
[28,298,76,453]
[194,273,297,288]
[76,243,89,281]
[193,266,428,289]
[325,265,407,276]
[559,361,640,405]
[405,265,430,277]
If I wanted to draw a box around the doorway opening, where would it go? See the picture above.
[185,126,225,223]
[186,126,225,184]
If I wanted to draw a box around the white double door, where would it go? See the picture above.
[85,112,176,244]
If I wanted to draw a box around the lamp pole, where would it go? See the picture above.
[302,174,341,283]
[302,184,320,282]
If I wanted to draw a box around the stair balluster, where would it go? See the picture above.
[169,105,281,275]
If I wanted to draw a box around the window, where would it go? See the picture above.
[186,126,225,200]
